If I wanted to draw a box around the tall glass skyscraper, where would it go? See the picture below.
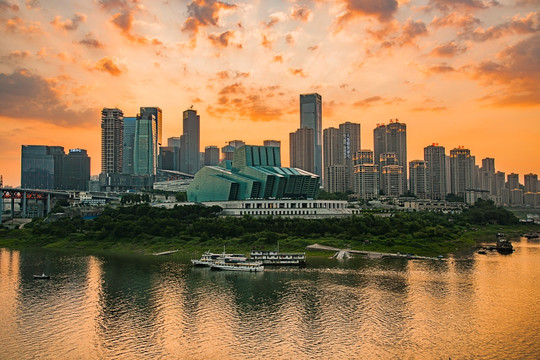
[122,116,137,175]
[300,93,322,180]
[134,112,157,175]
[180,108,200,175]
[21,145,64,189]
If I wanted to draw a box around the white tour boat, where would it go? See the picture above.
[210,259,264,272]
[191,250,247,267]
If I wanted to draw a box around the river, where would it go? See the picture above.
[1,240,539,359]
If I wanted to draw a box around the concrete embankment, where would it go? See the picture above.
[306,244,442,261]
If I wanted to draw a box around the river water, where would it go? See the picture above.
[1,240,539,360]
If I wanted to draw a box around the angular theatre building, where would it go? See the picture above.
[187,145,320,202]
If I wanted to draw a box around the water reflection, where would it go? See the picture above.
[1,242,540,359]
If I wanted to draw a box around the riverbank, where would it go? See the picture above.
[1,223,537,258]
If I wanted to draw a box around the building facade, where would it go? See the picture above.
[180,108,201,175]
[424,144,446,200]
[300,93,322,179]
[354,164,379,199]
[21,145,64,190]
[122,116,137,175]
[62,149,90,190]
[290,127,315,173]
[188,145,320,202]
[450,147,474,197]
[409,160,428,198]
[204,146,220,166]
[101,108,124,174]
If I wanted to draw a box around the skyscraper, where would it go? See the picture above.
[300,93,322,179]
[339,122,361,192]
[290,127,314,173]
[323,127,341,190]
[180,108,200,175]
[524,173,538,193]
[204,146,220,166]
[21,145,64,190]
[409,160,428,198]
[507,173,520,190]
[354,164,379,199]
[381,165,404,197]
[424,144,446,200]
[122,116,137,175]
[373,120,407,192]
[63,149,90,190]
[353,150,374,165]
[323,123,360,192]
[450,147,474,197]
[101,108,124,174]
[134,112,157,175]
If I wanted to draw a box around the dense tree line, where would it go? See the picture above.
[21,199,518,253]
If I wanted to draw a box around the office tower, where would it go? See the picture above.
[507,173,520,190]
[122,116,137,175]
[221,140,245,161]
[424,144,446,200]
[300,93,322,179]
[290,127,314,173]
[180,108,201,175]
[339,122,361,192]
[373,120,407,191]
[204,146,220,166]
[159,146,180,171]
[134,113,156,175]
[21,145,65,190]
[168,137,181,148]
[409,160,428,198]
[381,165,404,196]
[323,127,341,190]
[524,173,538,193]
[141,106,162,149]
[263,140,281,148]
[63,149,90,190]
[450,147,474,197]
[353,150,374,165]
[354,164,379,199]
[101,108,124,174]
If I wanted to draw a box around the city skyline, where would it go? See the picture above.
[1,0,539,186]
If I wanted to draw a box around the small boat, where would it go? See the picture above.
[496,238,514,254]
[250,242,306,266]
[210,260,264,272]
[477,250,487,255]
[524,232,539,239]
[33,273,50,280]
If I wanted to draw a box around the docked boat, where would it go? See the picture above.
[524,232,539,239]
[33,273,50,280]
[191,250,247,267]
[210,260,264,272]
[496,238,514,254]
[250,250,306,266]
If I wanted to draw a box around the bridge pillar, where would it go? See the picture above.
[11,198,15,219]
[0,197,2,225]
[22,192,27,218]
[47,193,51,215]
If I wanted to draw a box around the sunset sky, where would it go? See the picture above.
[0,0,539,187]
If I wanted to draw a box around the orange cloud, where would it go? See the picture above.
[466,34,540,106]
[411,106,447,112]
[288,68,307,77]
[0,69,96,126]
[0,0,19,11]
[91,57,124,76]
[431,12,481,30]
[335,0,399,32]
[430,41,467,57]
[459,12,540,42]
[425,63,456,74]
[208,30,236,47]
[6,50,32,60]
[427,0,498,12]
[5,16,43,34]
[182,0,236,36]
[78,33,105,48]
[290,5,311,22]
[50,12,86,31]
[261,33,275,49]
[272,54,284,63]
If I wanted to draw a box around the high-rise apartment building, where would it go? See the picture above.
[204,146,220,166]
[482,158,495,173]
[450,147,474,197]
[409,160,428,198]
[122,116,136,175]
[507,173,520,190]
[373,120,407,192]
[325,164,347,193]
[263,140,281,148]
[290,127,314,173]
[101,108,124,174]
[381,165,404,197]
[353,150,374,166]
[424,144,446,200]
[354,164,379,199]
[300,93,322,179]
[323,127,342,191]
[524,173,538,193]
[339,122,361,192]
[180,108,201,175]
